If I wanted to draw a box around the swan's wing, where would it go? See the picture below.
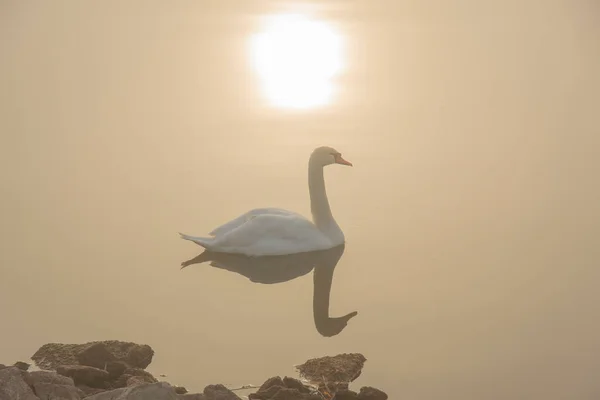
[212,213,328,255]
[209,207,304,237]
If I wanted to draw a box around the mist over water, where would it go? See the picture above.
[1,1,599,399]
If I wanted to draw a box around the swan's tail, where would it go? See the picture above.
[178,232,214,249]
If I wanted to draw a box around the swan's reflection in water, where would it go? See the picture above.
[181,244,357,337]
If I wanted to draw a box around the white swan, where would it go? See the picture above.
[179,146,352,256]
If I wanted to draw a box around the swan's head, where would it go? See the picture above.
[311,146,353,167]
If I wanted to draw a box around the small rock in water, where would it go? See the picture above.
[357,386,388,400]
[203,384,242,400]
[13,361,31,371]
[335,389,359,400]
[295,353,366,387]
[175,386,189,394]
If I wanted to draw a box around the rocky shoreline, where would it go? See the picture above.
[0,340,387,400]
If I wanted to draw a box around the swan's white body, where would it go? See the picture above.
[179,146,352,257]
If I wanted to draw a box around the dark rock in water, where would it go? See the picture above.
[13,361,30,371]
[357,386,388,400]
[57,364,110,388]
[0,367,38,400]
[175,386,189,394]
[77,342,116,369]
[282,377,310,393]
[32,340,154,370]
[30,370,75,386]
[249,384,282,400]
[32,382,85,400]
[0,364,6,370]
[84,382,178,400]
[258,376,285,392]
[106,360,129,379]
[203,384,241,400]
[335,389,359,400]
[295,353,366,387]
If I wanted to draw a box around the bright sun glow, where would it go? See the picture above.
[250,13,344,109]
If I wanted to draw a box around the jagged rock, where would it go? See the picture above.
[30,370,75,386]
[295,353,366,387]
[282,377,310,393]
[0,366,38,400]
[32,341,154,370]
[335,389,358,400]
[14,361,31,371]
[258,377,285,391]
[85,382,178,400]
[175,386,188,394]
[57,365,110,388]
[249,385,282,400]
[203,384,241,400]
[77,342,116,369]
[33,382,85,400]
[357,387,387,400]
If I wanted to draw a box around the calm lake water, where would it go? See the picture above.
[1,2,599,399]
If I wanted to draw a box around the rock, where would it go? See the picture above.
[258,377,285,392]
[106,361,129,379]
[175,386,188,394]
[33,382,85,400]
[123,367,157,383]
[282,377,310,393]
[85,382,178,400]
[113,374,133,388]
[271,388,321,400]
[0,364,6,370]
[126,375,154,387]
[178,394,206,400]
[57,365,110,388]
[203,384,241,400]
[357,387,387,400]
[31,341,154,370]
[77,342,116,369]
[30,370,75,386]
[335,389,359,400]
[77,384,106,397]
[0,366,38,400]
[125,344,154,369]
[14,361,31,371]
[249,385,282,400]
[295,353,366,387]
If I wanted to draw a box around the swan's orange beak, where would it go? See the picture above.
[334,154,353,166]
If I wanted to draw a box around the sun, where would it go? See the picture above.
[250,13,344,109]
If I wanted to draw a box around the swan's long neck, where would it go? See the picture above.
[309,160,335,230]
